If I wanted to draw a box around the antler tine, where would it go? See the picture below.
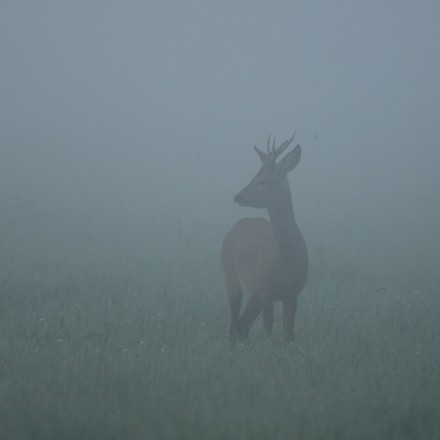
[266,134,271,155]
[272,136,276,155]
[254,144,267,163]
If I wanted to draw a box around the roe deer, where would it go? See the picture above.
[221,133,308,343]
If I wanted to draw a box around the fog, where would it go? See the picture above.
[2,3,440,438]
[1,1,439,276]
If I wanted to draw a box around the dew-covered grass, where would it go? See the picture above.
[1,248,439,440]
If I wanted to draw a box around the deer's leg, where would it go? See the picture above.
[239,295,261,339]
[225,275,243,343]
[262,299,274,339]
[283,297,298,343]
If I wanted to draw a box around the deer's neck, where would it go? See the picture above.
[267,188,301,258]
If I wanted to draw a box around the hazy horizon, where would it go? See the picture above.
[2,3,439,275]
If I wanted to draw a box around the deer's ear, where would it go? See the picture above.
[277,144,301,173]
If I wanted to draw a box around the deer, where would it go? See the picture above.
[221,133,308,343]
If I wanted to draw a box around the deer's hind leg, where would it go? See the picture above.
[238,294,261,340]
[225,273,243,343]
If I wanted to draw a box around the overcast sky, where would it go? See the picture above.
[1,1,439,269]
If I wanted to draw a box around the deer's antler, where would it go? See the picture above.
[254,133,296,164]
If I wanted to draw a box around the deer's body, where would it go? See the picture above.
[221,134,308,343]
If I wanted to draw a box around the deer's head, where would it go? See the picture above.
[234,134,301,209]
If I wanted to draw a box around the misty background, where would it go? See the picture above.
[1,1,439,283]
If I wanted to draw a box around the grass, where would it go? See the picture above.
[0,249,439,440]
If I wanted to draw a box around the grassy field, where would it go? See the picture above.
[1,246,439,440]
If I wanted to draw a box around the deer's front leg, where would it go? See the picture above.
[262,299,274,338]
[283,297,297,343]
